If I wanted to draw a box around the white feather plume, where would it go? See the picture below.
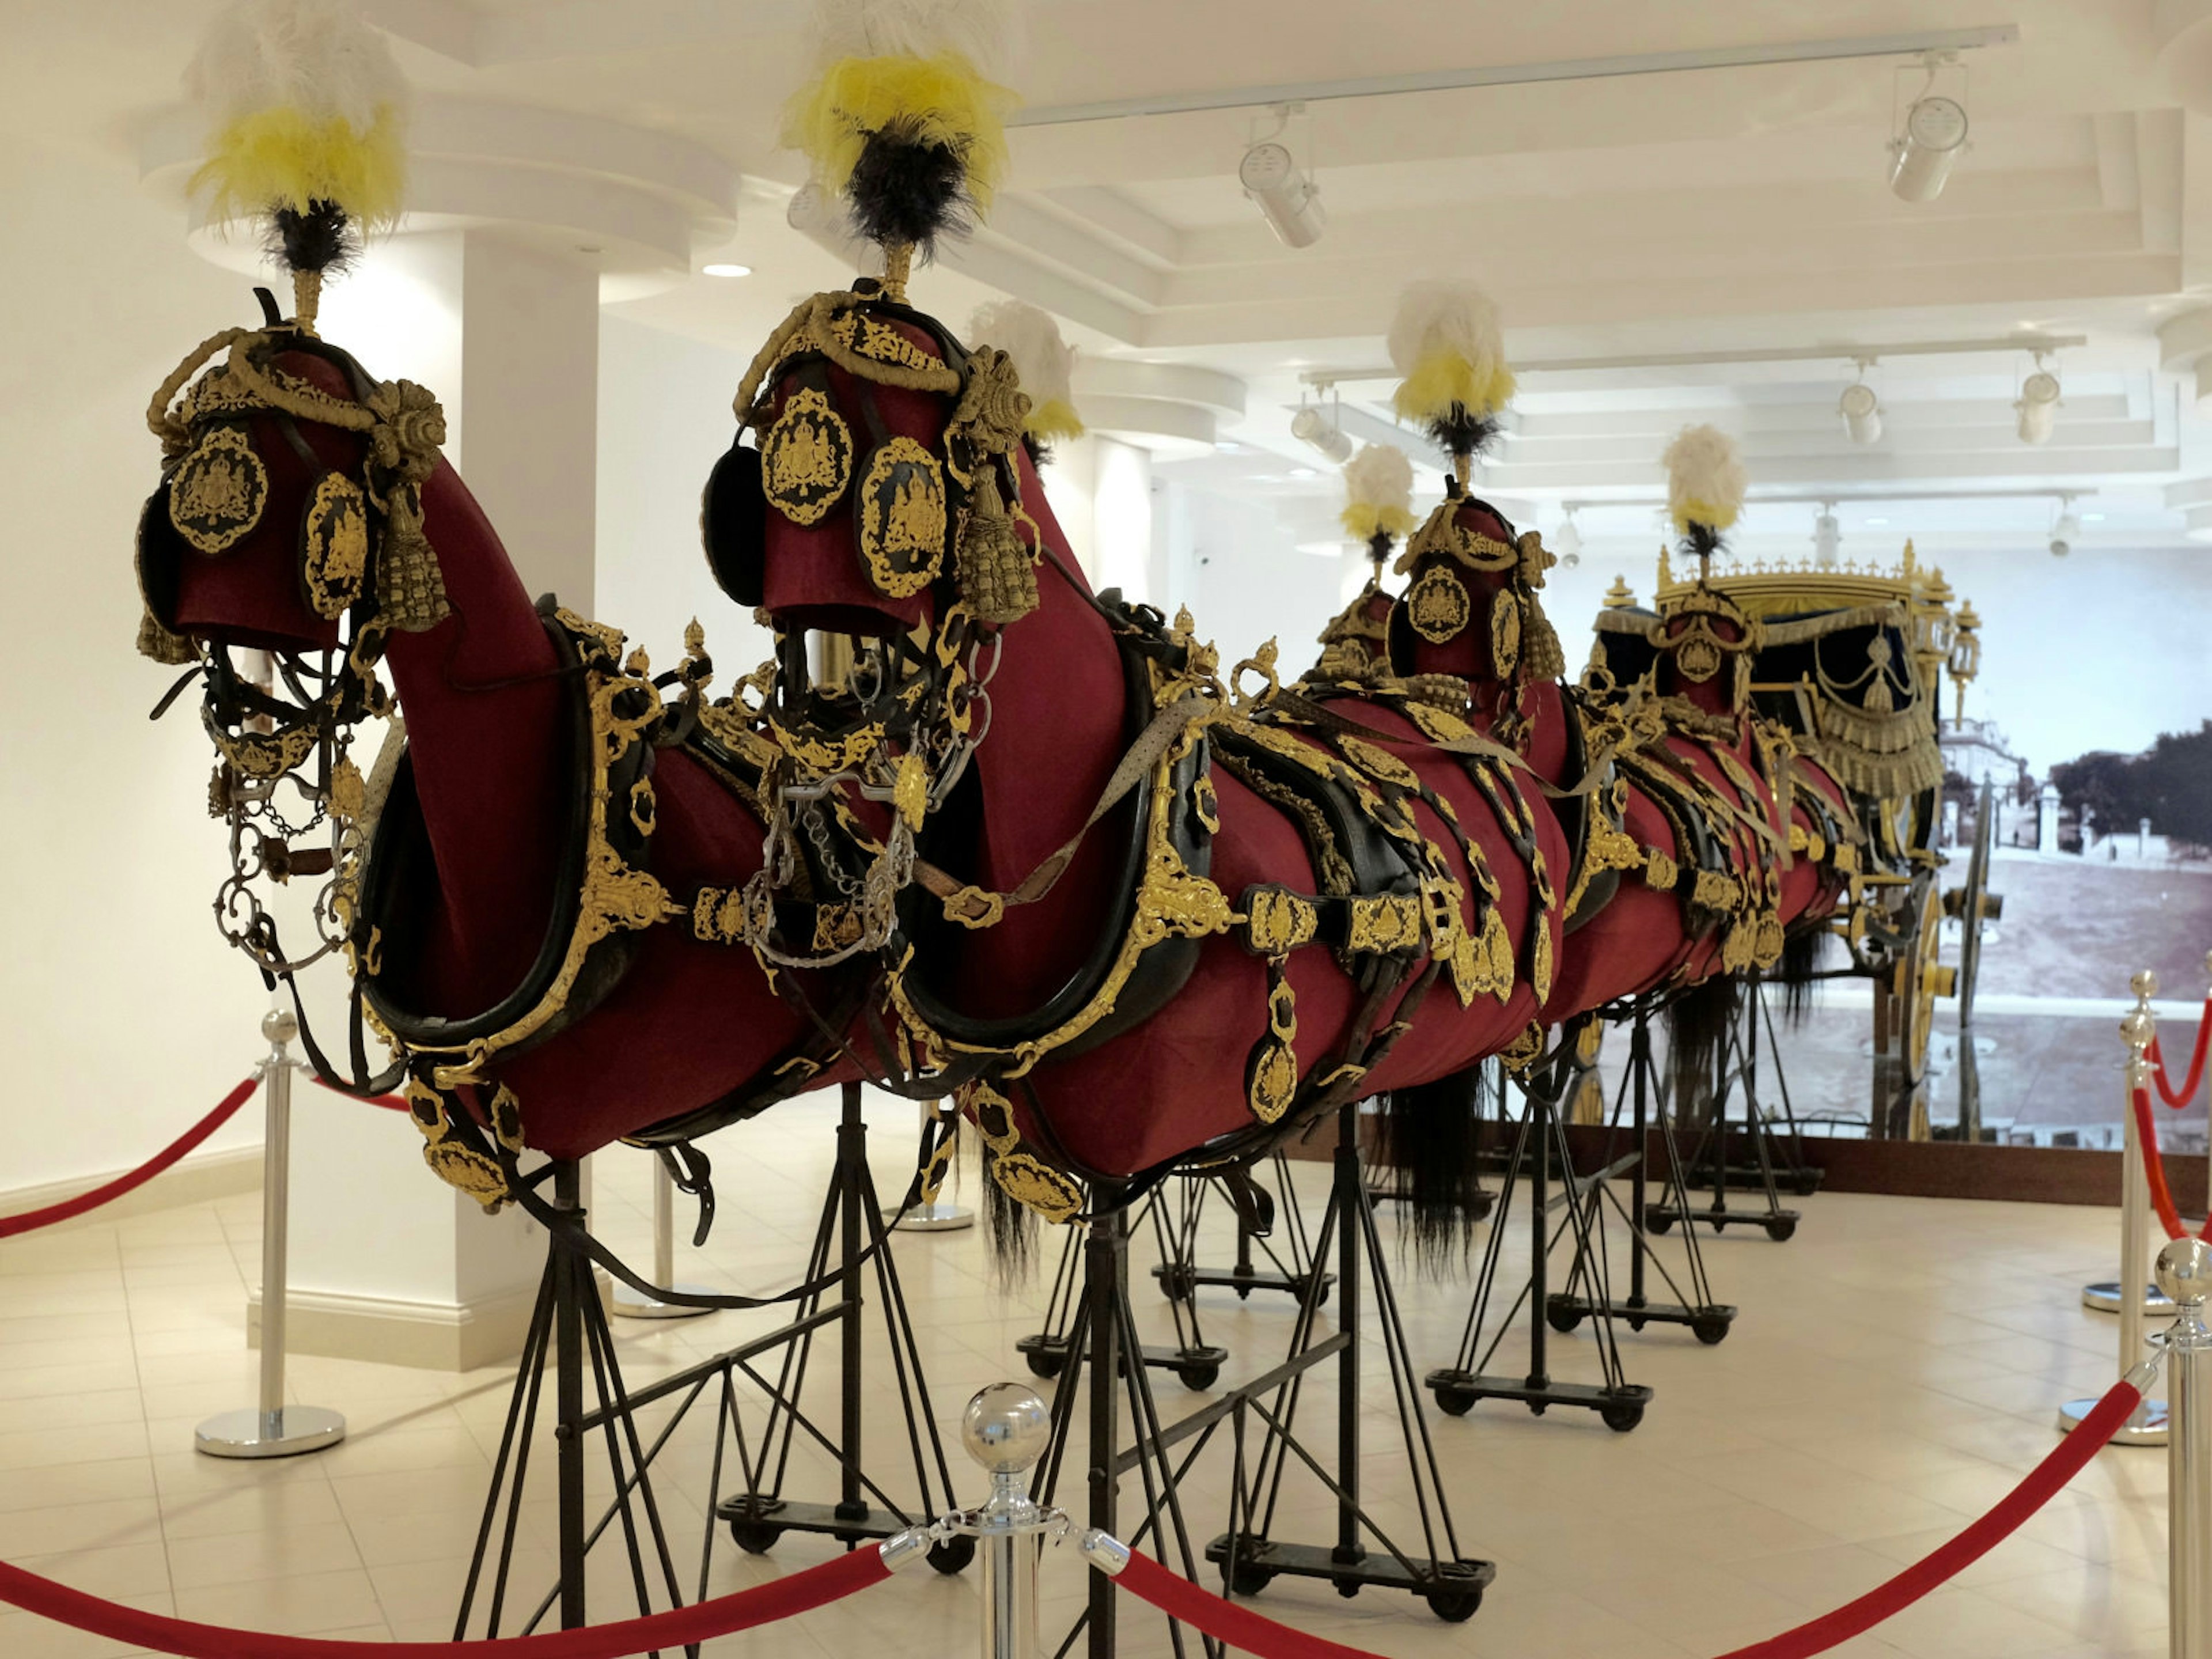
[1342,444,1412,515]
[969,298,1077,424]
[187,0,408,132]
[804,0,1022,83]
[1386,279,1514,422]
[1660,423,1748,533]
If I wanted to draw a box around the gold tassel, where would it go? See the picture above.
[137,607,199,666]
[380,485,450,631]
[956,461,1037,624]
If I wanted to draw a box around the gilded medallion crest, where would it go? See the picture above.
[1490,589,1522,675]
[303,472,371,618]
[169,426,267,555]
[762,387,854,527]
[858,437,948,597]
[1406,565,1471,643]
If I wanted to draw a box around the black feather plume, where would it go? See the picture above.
[847,130,976,253]
[268,200,357,276]
[1678,521,1725,566]
[1422,407,1501,463]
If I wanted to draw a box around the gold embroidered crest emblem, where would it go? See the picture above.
[858,437,948,598]
[1406,566,1471,643]
[169,426,267,555]
[762,387,854,527]
[303,472,371,618]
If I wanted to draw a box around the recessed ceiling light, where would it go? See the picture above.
[1866,516,1889,526]
[1287,465,1319,479]
[2082,511,2105,522]
[702,262,753,278]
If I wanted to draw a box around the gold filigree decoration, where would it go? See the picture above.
[1347,893,1423,955]
[302,472,371,619]
[1243,885,1320,957]
[1245,971,1300,1124]
[1489,589,1521,676]
[761,387,853,526]
[168,426,267,554]
[830,309,946,377]
[990,1152,1084,1223]
[1498,1022,1546,1077]
[858,437,948,599]
[1191,774,1221,835]
[1406,566,1471,643]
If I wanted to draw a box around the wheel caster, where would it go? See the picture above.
[1647,1213,1673,1235]
[1223,1562,1274,1597]
[1234,1286,1252,1301]
[1433,1384,1476,1417]
[729,1522,782,1554]
[1764,1217,1797,1242]
[1600,1401,1645,1433]
[1426,1588,1482,1623]
[927,1535,976,1575]
[1177,1362,1219,1392]
[1334,1579,1359,1600]
[1545,1300,1582,1334]
[1528,1402,1548,1417]
[1312,1280,1330,1308]
[1692,1315,1730,1346]
[1024,1349,1065,1380]
[1793,1171,1821,1197]
[1626,1315,1647,1333]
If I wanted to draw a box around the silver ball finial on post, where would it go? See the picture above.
[963,1382,1051,1479]
[2158,1237,2212,1309]
[261,1006,299,1049]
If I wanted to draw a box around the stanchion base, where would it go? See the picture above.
[194,1405,346,1459]
[2081,1280,2177,1316]
[609,1281,717,1321]
[2056,1395,2169,1446]
[888,1202,974,1233]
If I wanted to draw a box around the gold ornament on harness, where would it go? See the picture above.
[858,437,948,598]
[302,472,371,618]
[761,387,853,526]
[1489,589,1522,676]
[169,426,267,554]
[1406,565,1472,643]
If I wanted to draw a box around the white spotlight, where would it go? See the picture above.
[1839,381,1883,445]
[2050,506,2080,558]
[1891,93,1969,202]
[1289,404,1354,464]
[1240,141,1327,249]
[1554,507,1582,569]
[2016,369,2061,445]
[1812,506,1842,566]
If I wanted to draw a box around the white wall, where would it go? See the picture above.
[0,135,272,1188]
[594,315,775,679]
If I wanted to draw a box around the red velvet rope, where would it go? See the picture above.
[2148,1001,2212,1109]
[1112,1377,2145,1659]
[0,1078,259,1239]
[310,1077,412,1112]
[0,1536,889,1658]
[2131,1085,2211,1243]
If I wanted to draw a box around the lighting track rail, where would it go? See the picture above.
[1010,25,2018,127]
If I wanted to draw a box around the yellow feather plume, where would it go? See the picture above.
[1392,359,1517,426]
[1341,503,1417,542]
[783,53,1016,216]
[193,104,407,230]
[1025,396,1084,442]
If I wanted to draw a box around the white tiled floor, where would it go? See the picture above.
[0,1094,2177,1657]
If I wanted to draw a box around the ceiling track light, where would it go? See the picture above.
[1290,390,1354,464]
[1889,51,1969,202]
[1554,505,1582,569]
[2050,493,2079,558]
[1240,103,1326,248]
[2016,357,2061,445]
[1839,371,1883,445]
[1812,502,1842,567]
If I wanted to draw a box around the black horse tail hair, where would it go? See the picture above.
[1774,926,1830,1024]
[1374,1065,1490,1272]
[979,1145,1039,1281]
[1666,972,1740,1123]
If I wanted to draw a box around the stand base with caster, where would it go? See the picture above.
[1202,1536,1490,1623]
[1015,1331,1227,1393]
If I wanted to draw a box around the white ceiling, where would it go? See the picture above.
[32,0,2212,555]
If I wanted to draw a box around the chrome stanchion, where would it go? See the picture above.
[952,1384,1054,1659]
[2157,1237,2212,1659]
[893,1099,974,1233]
[195,1009,346,1458]
[2086,969,2180,1317]
[2062,985,2169,1445]
[610,1152,714,1320]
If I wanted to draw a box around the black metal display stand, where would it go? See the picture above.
[1035,1108,1493,1659]
[455,1087,971,1641]
[1650,978,1809,1240]
[1018,1184,1229,1392]
[1426,1033,1654,1432]
[1150,1153,1335,1309]
[1545,1003,1734,1346]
